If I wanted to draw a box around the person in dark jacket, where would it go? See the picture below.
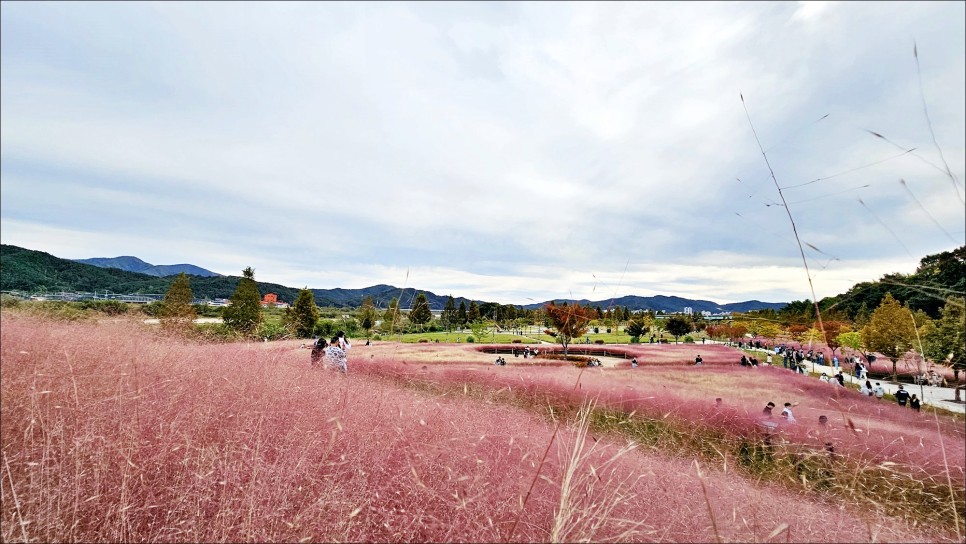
[895,385,910,407]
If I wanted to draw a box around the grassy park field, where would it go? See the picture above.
[2,313,963,542]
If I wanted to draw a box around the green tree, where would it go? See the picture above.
[468,300,481,323]
[853,301,871,328]
[457,300,468,328]
[409,292,432,331]
[665,315,692,343]
[545,302,593,355]
[358,296,378,340]
[861,293,917,381]
[625,318,649,339]
[836,331,864,361]
[469,320,489,343]
[286,288,319,338]
[441,296,457,331]
[382,297,402,334]
[223,267,263,335]
[924,297,966,394]
[160,272,195,332]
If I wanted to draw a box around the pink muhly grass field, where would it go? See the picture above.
[0,316,961,542]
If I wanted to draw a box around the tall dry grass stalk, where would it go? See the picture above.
[548,400,646,543]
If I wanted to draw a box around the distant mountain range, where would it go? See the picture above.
[1,244,787,312]
[519,295,785,314]
[73,256,221,278]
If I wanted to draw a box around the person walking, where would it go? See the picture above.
[872,382,885,399]
[895,385,910,407]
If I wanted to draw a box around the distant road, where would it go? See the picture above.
[143,318,222,325]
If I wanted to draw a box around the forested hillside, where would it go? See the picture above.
[0,245,300,302]
[783,245,965,320]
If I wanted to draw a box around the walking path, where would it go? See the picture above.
[766,353,965,415]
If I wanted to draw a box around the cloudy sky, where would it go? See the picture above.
[2,1,963,305]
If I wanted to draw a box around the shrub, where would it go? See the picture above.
[536,353,591,365]
[256,321,291,341]
[142,301,163,317]
[466,335,475,343]
[630,336,640,344]
[23,301,91,321]
[373,334,382,341]
[512,339,523,344]
[684,335,695,343]
[418,339,430,343]
[594,339,605,345]
[77,300,131,315]
[192,323,241,342]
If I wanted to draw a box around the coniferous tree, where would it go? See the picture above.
[923,297,966,393]
[468,300,481,323]
[223,267,263,335]
[286,287,319,338]
[409,292,432,331]
[457,301,468,328]
[358,296,378,340]
[441,296,457,331]
[161,273,195,332]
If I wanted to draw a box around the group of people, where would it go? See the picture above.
[856,381,922,410]
[309,331,352,373]
[739,354,761,367]
[819,371,847,387]
[512,346,539,358]
[759,401,798,427]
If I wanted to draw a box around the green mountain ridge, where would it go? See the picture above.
[3,244,962,316]
[74,256,221,278]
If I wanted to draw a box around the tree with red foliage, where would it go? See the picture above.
[787,323,809,341]
[545,302,593,355]
[820,320,851,361]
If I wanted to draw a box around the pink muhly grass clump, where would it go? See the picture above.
[2,316,961,542]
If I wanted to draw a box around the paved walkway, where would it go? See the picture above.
[766,354,965,415]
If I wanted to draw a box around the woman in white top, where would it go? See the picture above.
[323,332,351,373]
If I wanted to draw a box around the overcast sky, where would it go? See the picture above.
[2,1,963,305]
